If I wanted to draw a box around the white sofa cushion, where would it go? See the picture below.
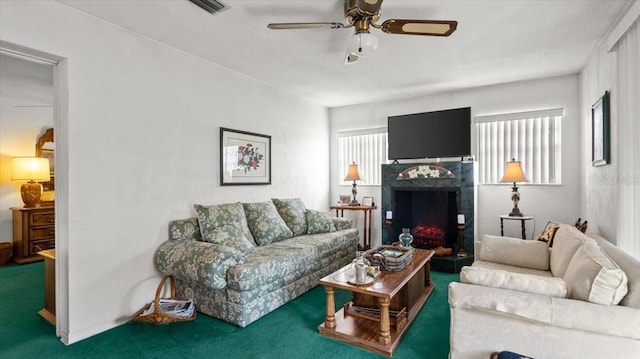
[461,266,567,297]
[549,225,586,277]
[479,234,550,270]
[564,239,629,305]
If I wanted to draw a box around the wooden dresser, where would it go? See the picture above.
[11,205,55,264]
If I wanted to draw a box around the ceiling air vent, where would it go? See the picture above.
[188,0,227,15]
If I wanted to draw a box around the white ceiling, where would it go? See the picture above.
[57,0,630,108]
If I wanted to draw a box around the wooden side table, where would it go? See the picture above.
[38,249,56,325]
[500,215,534,240]
[330,205,377,250]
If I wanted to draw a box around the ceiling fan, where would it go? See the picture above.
[267,0,457,63]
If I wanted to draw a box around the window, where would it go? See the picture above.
[338,128,388,186]
[476,108,563,185]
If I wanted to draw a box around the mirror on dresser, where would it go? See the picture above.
[11,128,56,264]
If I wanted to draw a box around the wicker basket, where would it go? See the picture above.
[364,245,414,272]
[0,242,12,265]
[132,275,197,324]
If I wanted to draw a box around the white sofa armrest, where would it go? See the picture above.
[478,234,550,270]
[449,282,640,340]
[460,266,567,297]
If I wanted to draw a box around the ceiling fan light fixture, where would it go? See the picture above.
[348,31,378,57]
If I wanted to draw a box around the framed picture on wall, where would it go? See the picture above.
[592,91,610,167]
[220,127,271,185]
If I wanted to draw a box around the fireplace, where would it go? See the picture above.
[381,161,475,255]
[392,187,460,249]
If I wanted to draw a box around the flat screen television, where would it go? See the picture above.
[387,107,471,160]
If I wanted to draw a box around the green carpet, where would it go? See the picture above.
[0,262,458,358]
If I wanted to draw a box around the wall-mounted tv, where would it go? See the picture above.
[387,107,471,160]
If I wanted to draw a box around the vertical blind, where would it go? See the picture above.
[476,109,563,184]
[338,128,388,186]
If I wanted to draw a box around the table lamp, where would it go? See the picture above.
[11,157,51,208]
[344,162,362,206]
[500,158,528,217]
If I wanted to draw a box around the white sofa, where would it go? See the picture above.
[448,224,640,359]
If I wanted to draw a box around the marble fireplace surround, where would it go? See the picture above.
[381,161,475,254]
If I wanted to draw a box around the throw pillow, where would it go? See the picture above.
[305,209,336,234]
[563,239,629,305]
[535,221,560,247]
[271,198,307,236]
[202,223,256,254]
[243,201,294,246]
[194,203,256,250]
[549,225,586,278]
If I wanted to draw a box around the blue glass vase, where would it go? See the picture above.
[399,228,413,247]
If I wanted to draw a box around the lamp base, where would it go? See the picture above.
[508,185,523,217]
[21,180,43,208]
[508,209,524,217]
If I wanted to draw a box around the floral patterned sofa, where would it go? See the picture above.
[155,198,359,327]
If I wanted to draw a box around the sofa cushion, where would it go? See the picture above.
[461,266,567,297]
[243,201,293,245]
[563,239,628,305]
[549,225,586,278]
[479,234,550,270]
[305,209,336,234]
[194,203,256,248]
[271,198,307,236]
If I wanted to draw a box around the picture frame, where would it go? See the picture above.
[592,91,610,167]
[362,196,374,206]
[339,195,351,205]
[220,127,271,185]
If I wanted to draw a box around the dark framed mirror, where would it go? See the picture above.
[35,128,54,203]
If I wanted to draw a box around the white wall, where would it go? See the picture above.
[579,6,639,248]
[0,54,54,243]
[330,75,582,246]
[1,1,330,344]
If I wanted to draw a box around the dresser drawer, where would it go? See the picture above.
[31,239,55,254]
[31,226,55,240]
[31,211,55,226]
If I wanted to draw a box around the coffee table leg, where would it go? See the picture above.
[378,297,391,345]
[324,286,336,329]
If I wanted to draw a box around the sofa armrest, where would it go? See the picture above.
[333,217,353,231]
[478,234,550,270]
[460,266,567,297]
[155,240,246,289]
[449,282,640,340]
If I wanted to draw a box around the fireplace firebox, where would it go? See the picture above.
[392,188,460,249]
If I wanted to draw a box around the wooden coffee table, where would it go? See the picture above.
[318,249,435,357]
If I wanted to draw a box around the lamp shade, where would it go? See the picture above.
[344,162,362,181]
[11,157,51,182]
[500,159,528,183]
[347,32,378,57]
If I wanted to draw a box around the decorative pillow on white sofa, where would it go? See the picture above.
[461,266,568,297]
[479,235,550,271]
[549,225,586,278]
[563,239,629,305]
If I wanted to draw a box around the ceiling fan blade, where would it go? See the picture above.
[381,19,457,36]
[267,22,346,30]
[355,0,383,16]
